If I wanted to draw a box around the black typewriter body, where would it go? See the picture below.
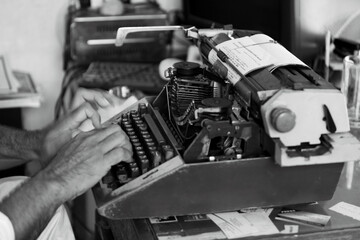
[92,59,344,220]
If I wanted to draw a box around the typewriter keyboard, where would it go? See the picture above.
[101,103,176,190]
[79,62,166,94]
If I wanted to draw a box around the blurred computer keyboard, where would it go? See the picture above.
[79,62,166,94]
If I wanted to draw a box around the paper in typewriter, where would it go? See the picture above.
[250,34,308,71]
[208,34,308,84]
[208,36,273,84]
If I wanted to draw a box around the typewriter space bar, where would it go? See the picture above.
[143,114,166,146]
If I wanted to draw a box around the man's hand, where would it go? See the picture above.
[41,88,120,167]
[42,124,133,200]
[41,102,100,166]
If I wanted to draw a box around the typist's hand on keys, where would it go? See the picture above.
[0,94,133,240]
[69,87,138,132]
[40,102,103,167]
[40,124,133,200]
[41,88,123,167]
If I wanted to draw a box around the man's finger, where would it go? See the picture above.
[71,129,82,138]
[98,129,131,155]
[70,88,115,110]
[88,124,123,143]
[104,147,133,166]
[79,88,114,108]
[72,102,102,129]
[94,92,115,108]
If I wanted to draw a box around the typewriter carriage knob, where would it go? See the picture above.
[270,107,296,133]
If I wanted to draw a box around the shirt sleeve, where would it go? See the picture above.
[0,211,15,240]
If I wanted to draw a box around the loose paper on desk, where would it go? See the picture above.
[330,202,360,221]
[280,225,299,234]
[207,212,279,239]
[240,207,274,216]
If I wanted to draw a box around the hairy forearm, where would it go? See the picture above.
[0,173,66,240]
[0,125,45,164]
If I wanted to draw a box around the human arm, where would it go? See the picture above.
[0,124,132,240]
[0,88,118,170]
[0,126,45,170]
[0,102,101,170]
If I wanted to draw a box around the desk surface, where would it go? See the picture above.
[103,163,360,240]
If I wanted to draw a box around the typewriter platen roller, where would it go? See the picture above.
[92,27,360,220]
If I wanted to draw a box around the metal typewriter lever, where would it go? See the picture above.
[88,26,191,46]
[115,25,235,46]
[115,25,187,47]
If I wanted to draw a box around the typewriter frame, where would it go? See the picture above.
[93,93,344,220]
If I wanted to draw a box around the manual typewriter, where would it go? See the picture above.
[92,26,360,220]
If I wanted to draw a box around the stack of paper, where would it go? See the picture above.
[0,56,41,108]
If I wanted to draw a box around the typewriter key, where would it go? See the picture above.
[146,141,156,148]
[136,150,146,156]
[135,120,144,125]
[102,173,115,185]
[132,116,141,122]
[142,134,151,139]
[138,103,147,116]
[147,145,157,151]
[135,146,144,151]
[116,165,128,183]
[141,161,150,173]
[126,130,136,136]
[137,123,148,131]
[140,130,150,135]
[129,135,138,141]
[121,113,129,120]
[162,145,175,160]
[130,138,140,144]
[150,150,162,167]
[129,162,140,178]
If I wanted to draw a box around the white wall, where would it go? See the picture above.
[0,0,68,130]
[290,0,360,63]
